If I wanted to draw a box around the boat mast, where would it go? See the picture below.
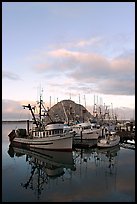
[38,88,46,127]
[39,93,42,122]
[38,89,53,123]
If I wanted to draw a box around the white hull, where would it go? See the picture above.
[97,136,120,148]
[72,122,101,140]
[74,128,101,140]
[12,135,73,151]
[81,129,100,139]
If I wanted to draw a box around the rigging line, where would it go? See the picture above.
[27,108,32,121]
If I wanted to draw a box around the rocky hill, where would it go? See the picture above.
[44,99,94,124]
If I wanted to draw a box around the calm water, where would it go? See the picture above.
[2,122,135,202]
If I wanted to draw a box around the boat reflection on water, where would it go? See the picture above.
[96,144,120,157]
[7,144,121,201]
[95,144,120,165]
[8,145,76,200]
[74,144,120,165]
[94,145,120,191]
[73,144,120,185]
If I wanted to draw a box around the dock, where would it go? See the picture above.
[73,130,135,149]
[120,143,135,150]
[116,130,135,142]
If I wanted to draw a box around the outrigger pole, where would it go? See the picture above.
[22,104,39,128]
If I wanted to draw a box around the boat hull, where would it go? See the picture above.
[10,135,73,151]
[74,129,101,140]
[97,136,120,148]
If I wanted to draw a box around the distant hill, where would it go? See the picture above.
[44,99,94,124]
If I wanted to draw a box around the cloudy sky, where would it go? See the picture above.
[2,2,135,120]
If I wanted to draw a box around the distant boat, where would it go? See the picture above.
[8,91,74,151]
[97,131,120,148]
[72,122,101,147]
[72,122,101,140]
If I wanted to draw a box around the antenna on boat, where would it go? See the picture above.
[50,96,51,108]
[84,95,86,108]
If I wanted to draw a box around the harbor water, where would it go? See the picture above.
[2,121,135,202]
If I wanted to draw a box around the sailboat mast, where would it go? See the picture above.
[39,93,42,122]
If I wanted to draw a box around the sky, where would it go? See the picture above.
[2,2,135,120]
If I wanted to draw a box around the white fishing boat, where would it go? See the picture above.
[97,131,120,148]
[72,122,101,147]
[8,92,74,151]
[72,122,101,140]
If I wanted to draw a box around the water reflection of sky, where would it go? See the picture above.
[2,122,135,202]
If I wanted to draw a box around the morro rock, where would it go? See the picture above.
[44,99,93,124]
